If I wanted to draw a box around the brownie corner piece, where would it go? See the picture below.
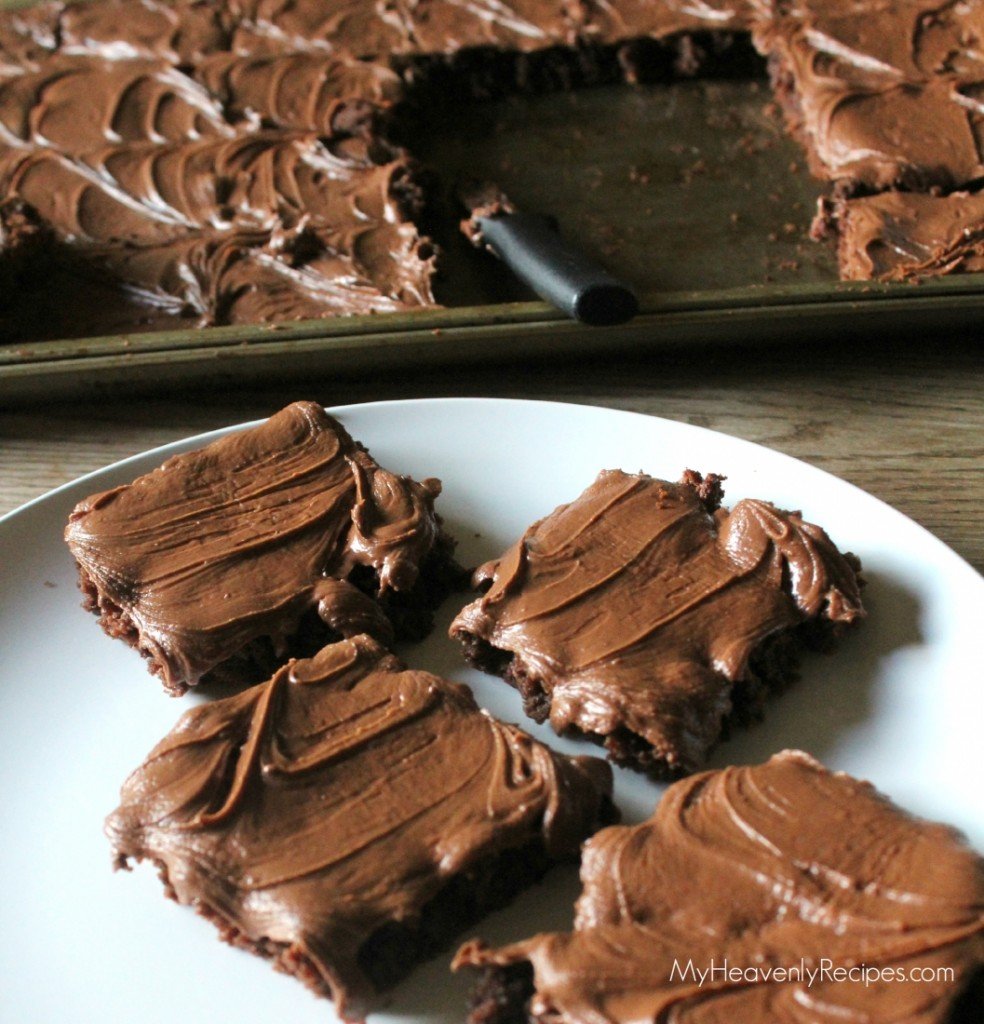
[105,634,615,1020]
[755,0,984,194]
[453,751,983,1024]
[65,400,459,695]
[450,468,863,777]
[833,189,984,281]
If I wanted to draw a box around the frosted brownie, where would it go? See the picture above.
[105,635,616,1020]
[456,750,984,1024]
[754,0,984,192]
[450,469,863,776]
[66,401,460,694]
[816,190,984,281]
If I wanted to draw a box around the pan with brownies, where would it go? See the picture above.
[4,0,984,342]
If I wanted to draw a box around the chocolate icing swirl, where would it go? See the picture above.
[66,401,444,693]
[3,0,982,326]
[451,470,863,773]
[0,55,232,152]
[196,50,402,131]
[0,0,437,331]
[0,127,434,321]
[106,634,615,1020]
[60,0,230,64]
[576,0,753,46]
[835,189,984,281]
[756,0,984,190]
[456,750,984,1024]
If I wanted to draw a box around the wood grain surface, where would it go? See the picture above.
[1,335,981,569]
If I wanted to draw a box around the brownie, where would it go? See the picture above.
[105,634,617,1020]
[65,400,462,695]
[455,750,984,1024]
[817,189,984,281]
[755,1,984,193]
[450,469,864,777]
[0,0,769,341]
[2,0,983,333]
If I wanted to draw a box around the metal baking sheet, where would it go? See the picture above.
[2,55,983,403]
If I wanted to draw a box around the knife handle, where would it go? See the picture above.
[475,211,639,326]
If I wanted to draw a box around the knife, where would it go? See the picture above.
[458,181,639,327]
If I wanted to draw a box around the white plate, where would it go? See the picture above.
[1,398,981,1023]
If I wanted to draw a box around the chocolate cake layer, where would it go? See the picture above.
[827,189,984,281]
[456,750,984,1024]
[450,469,863,776]
[106,634,616,1021]
[66,401,456,694]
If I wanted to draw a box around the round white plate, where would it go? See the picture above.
[1,398,981,1023]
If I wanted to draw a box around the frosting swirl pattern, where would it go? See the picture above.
[456,750,984,1024]
[756,0,984,190]
[451,470,863,774]
[66,401,446,693]
[106,634,615,1021]
[834,189,984,281]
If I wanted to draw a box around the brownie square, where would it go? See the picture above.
[825,189,984,281]
[450,469,864,777]
[456,750,984,1024]
[66,400,462,695]
[105,634,616,1020]
[756,0,984,191]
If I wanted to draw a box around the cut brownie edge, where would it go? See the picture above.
[359,839,567,993]
[454,608,859,779]
[394,31,762,108]
[124,856,338,1004]
[117,831,617,1019]
[361,807,606,993]
[75,528,465,696]
[466,963,535,1024]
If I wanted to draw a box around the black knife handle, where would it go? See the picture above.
[475,211,639,326]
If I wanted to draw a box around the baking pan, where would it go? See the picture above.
[2,43,983,403]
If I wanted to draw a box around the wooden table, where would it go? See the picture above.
[2,334,981,571]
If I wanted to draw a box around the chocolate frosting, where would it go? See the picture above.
[2,0,983,328]
[451,470,863,773]
[225,0,412,59]
[59,0,230,65]
[837,189,984,281]
[575,0,754,46]
[0,126,435,322]
[66,401,444,693]
[395,0,576,54]
[0,0,436,332]
[456,750,984,1024]
[757,0,984,190]
[0,2,60,72]
[106,633,615,1020]
[195,50,402,131]
[0,55,232,152]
